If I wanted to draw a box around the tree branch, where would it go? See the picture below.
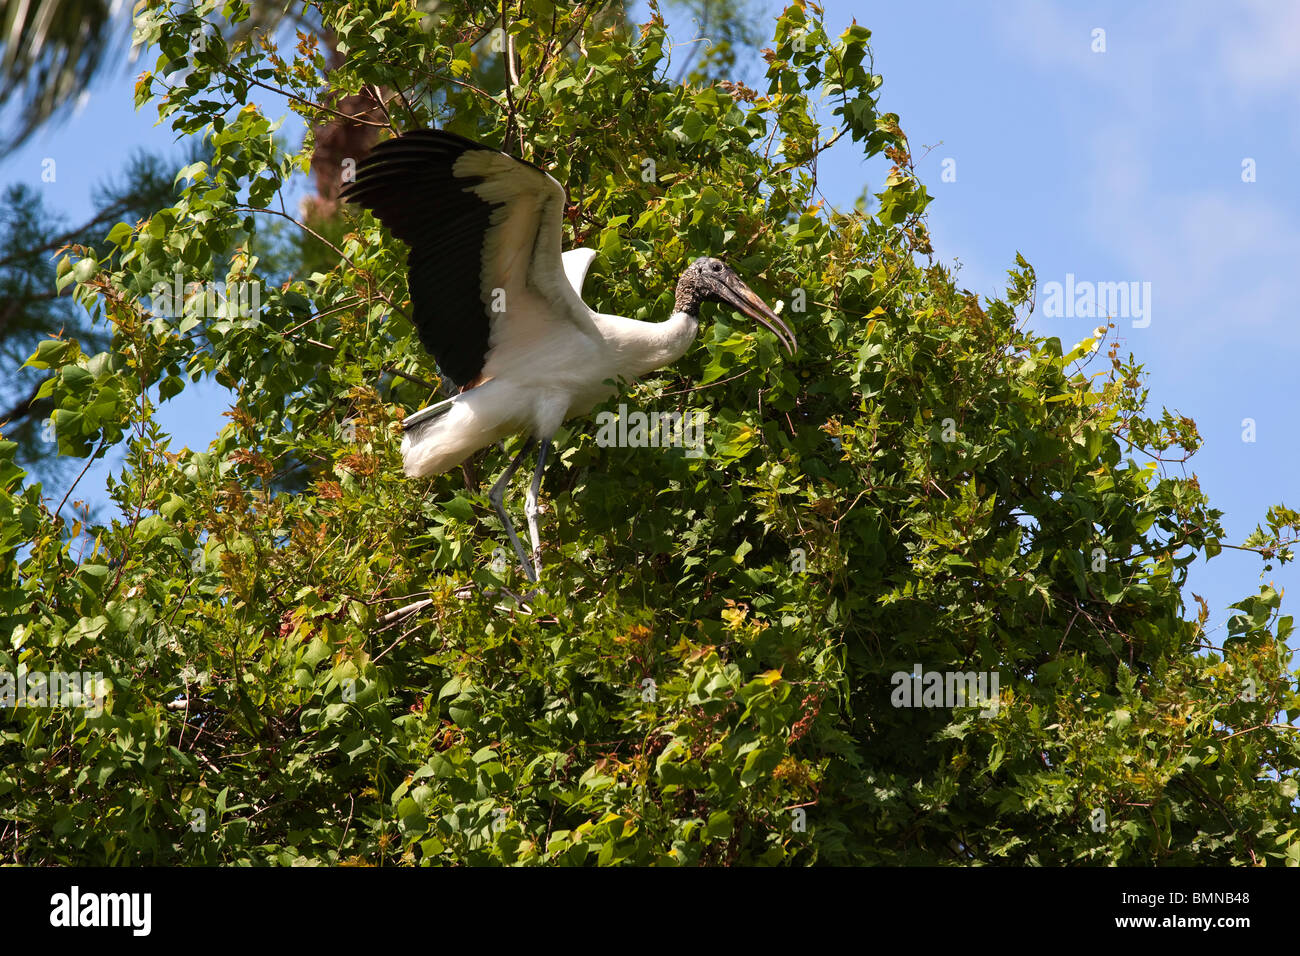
[0,379,45,428]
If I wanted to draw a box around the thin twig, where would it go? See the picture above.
[54,435,107,520]
[363,590,434,606]
[236,206,359,272]
[377,598,434,628]
[226,66,392,128]
[383,367,439,392]
[374,612,432,662]
[339,794,355,852]
[659,369,750,397]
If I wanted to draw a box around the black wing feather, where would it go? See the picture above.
[341,129,549,387]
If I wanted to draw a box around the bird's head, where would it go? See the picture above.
[675,257,797,354]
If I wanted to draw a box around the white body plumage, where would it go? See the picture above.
[400,249,700,477]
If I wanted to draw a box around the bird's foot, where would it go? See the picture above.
[497,585,538,612]
[458,582,537,613]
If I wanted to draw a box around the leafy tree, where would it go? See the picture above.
[0,150,188,484]
[1,0,1297,866]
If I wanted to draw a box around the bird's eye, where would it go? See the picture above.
[711,262,723,272]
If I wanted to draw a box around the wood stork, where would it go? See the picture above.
[341,129,796,582]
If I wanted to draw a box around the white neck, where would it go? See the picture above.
[596,310,700,380]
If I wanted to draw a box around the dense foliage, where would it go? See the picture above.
[1,0,1297,865]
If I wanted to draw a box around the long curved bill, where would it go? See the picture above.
[720,276,798,354]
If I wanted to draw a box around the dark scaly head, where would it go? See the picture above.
[674,257,797,354]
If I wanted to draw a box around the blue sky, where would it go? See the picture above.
[3,1,1296,644]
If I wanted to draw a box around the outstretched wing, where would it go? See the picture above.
[340,129,597,388]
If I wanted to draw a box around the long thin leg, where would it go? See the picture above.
[524,437,551,580]
[489,438,537,582]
